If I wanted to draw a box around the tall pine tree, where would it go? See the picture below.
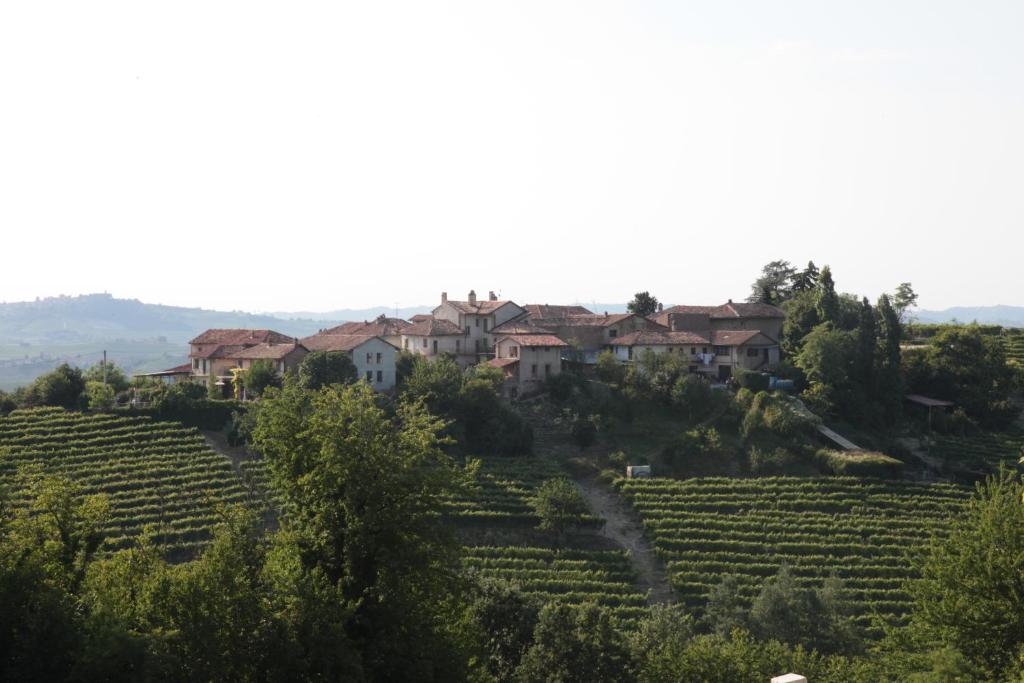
[874,293,904,425]
[816,265,840,326]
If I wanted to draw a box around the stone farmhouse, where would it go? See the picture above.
[143,290,784,399]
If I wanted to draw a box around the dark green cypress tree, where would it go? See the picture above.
[874,293,904,425]
[815,265,840,326]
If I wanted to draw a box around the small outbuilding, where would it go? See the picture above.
[626,465,651,479]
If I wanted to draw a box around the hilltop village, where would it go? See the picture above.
[145,290,785,399]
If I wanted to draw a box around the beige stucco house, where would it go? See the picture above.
[188,329,298,383]
[432,290,525,364]
[300,333,398,391]
[653,301,785,342]
[490,334,568,398]
[400,317,467,360]
[610,328,780,381]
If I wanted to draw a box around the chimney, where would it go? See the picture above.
[468,289,477,305]
[441,291,447,304]
[488,291,497,301]
[657,302,664,312]
[728,298,733,304]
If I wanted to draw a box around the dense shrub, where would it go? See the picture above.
[734,368,771,393]
[748,446,797,474]
[814,449,903,478]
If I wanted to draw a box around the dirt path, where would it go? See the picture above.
[576,478,675,605]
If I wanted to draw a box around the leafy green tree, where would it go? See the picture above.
[903,325,1017,427]
[794,324,857,416]
[671,374,713,422]
[25,363,87,409]
[906,469,1024,678]
[747,565,860,656]
[299,350,357,391]
[530,478,589,536]
[0,477,109,681]
[462,579,539,681]
[780,290,820,356]
[874,294,904,424]
[629,603,696,682]
[596,350,626,385]
[747,260,796,304]
[85,380,116,411]
[242,360,281,397]
[816,265,840,326]
[627,291,660,317]
[791,261,820,293]
[250,380,474,680]
[394,349,420,388]
[515,603,636,683]
[403,354,464,416]
[83,361,130,393]
[703,575,749,637]
[892,282,918,323]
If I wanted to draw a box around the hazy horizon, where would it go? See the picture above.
[2,1,1022,311]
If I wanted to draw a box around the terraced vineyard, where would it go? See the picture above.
[0,407,254,558]
[928,431,1024,474]
[617,476,969,634]
[443,456,601,528]
[1001,332,1024,364]
[463,546,649,624]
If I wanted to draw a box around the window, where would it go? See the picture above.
[531,364,537,377]
[702,347,708,354]
[202,359,207,373]
[376,370,383,383]
[193,358,199,370]
[432,340,438,353]
[667,347,673,353]
[475,339,480,352]
[475,318,479,327]
[690,347,696,355]
[366,371,373,382]
[714,346,730,356]
[609,328,618,338]
[544,363,551,376]
[376,352,382,364]
[403,339,409,350]
[628,347,633,360]
[746,347,760,357]
[483,319,489,332]
[456,340,461,351]
[423,338,428,348]
[465,325,470,335]
[366,353,372,364]
[511,346,518,358]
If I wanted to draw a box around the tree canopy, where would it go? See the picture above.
[627,291,660,317]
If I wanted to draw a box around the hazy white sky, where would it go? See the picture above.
[1,1,1022,312]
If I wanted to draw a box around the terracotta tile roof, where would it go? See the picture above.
[497,334,569,347]
[536,313,639,328]
[657,302,784,322]
[189,329,293,345]
[300,334,383,353]
[137,363,192,377]
[610,330,710,346]
[234,342,306,360]
[402,318,464,336]
[710,329,772,345]
[488,357,520,369]
[320,316,411,337]
[444,299,517,315]
[522,304,593,318]
[409,314,433,322]
[490,318,556,335]
[191,344,249,359]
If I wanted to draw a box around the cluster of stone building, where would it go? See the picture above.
[143,290,783,399]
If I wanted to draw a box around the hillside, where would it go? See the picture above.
[0,294,345,390]
[915,304,1024,327]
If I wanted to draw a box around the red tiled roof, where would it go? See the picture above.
[234,342,306,360]
[657,302,784,322]
[189,329,293,345]
[610,330,710,347]
[497,334,569,347]
[137,363,192,377]
[320,316,411,337]
[191,344,249,359]
[444,299,517,315]
[409,314,433,322]
[402,318,464,336]
[488,357,520,369]
[539,313,639,328]
[710,329,774,345]
[522,304,593,318]
[301,334,388,353]
[490,318,556,335]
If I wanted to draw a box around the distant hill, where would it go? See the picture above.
[0,294,348,390]
[914,305,1024,328]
